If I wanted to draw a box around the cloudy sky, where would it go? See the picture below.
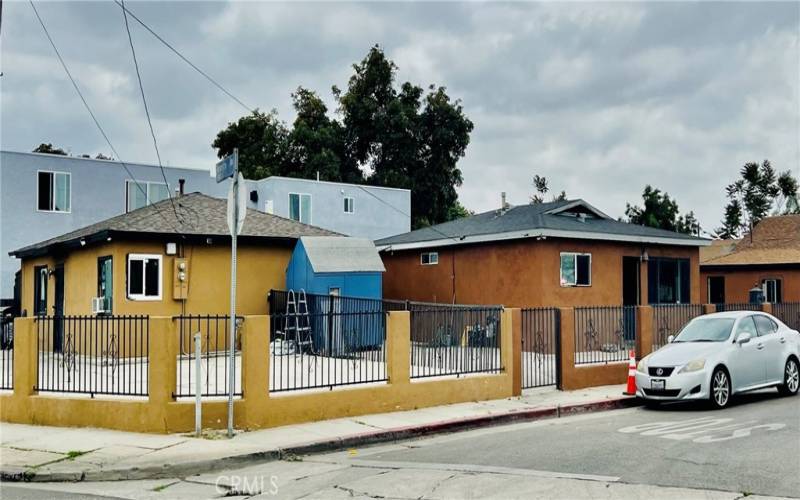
[2,1,798,233]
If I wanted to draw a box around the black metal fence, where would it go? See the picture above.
[174,315,242,398]
[652,304,705,350]
[1,317,13,390]
[574,306,636,365]
[774,302,800,331]
[521,308,560,388]
[268,290,387,392]
[35,315,149,396]
[718,303,762,312]
[408,305,502,379]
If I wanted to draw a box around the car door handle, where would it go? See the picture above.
[756,343,764,350]
[780,337,786,344]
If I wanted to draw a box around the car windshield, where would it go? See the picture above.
[674,317,735,343]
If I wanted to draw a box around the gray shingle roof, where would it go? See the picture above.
[11,193,338,257]
[376,199,708,248]
[301,236,386,273]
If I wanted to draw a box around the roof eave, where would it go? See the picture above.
[377,228,711,252]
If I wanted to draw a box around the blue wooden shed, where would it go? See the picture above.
[284,237,386,352]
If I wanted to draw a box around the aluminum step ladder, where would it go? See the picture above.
[282,289,314,354]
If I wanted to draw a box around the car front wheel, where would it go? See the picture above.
[709,368,731,409]
[778,358,799,396]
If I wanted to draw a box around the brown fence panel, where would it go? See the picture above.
[774,302,800,331]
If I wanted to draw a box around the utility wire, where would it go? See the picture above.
[113,0,253,114]
[120,0,182,225]
[109,0,462,248]
[28,0,183,236]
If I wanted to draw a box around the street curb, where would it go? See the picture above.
[2,396,640,483]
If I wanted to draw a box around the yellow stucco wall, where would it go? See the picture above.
[19,239,292,317]
[1,312,519,434]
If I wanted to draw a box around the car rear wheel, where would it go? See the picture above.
[709,368,731,409]
[778,358,799,396]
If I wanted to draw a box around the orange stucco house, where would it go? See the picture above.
[701,215,800,304]
[376,199,710,308]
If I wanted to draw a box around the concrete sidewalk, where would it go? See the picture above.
[0,384,638,483]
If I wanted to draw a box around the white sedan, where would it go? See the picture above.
[636,311,800,409]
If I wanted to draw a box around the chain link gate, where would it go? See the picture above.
[521,308,560,389]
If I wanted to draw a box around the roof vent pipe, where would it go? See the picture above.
[501,192,507,210]
[178,178,185,196]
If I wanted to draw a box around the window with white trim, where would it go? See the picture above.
[560,252,591,286]
[126,181,170,212]
[37,171,71,212]
[288,193,311,224]
[421,252,439,265]
[127,254,162,301]
[343,196,354,214]
[761,278,782,303]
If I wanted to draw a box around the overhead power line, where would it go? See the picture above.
[110,0,459,245]
[119,0,182,225]
[28,0,183,237]
[113,0,253,114]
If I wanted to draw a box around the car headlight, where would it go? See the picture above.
[680,358,706,373]
[637,356,649,373]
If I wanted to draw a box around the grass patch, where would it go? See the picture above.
[65,450,88,460]
[183,429,230,440]
[151,481,179,492]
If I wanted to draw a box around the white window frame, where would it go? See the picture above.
[126,180,170,212]
[343,196,355,214]
[560,252,592,287]
[761,278,781,304]
[421,252,439,266]
[126,253,162,301]
[288,192,312,224]
[37,170,72,213]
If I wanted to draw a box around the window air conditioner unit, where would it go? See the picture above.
[92,297,109,315]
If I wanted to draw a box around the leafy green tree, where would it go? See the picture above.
[625,185,698,235]
[715,200,743,240]
[530,175,567,204]
[715,160,799,238]
[336,46,473,228]
[212,45,473,228]
[288,88,360,183]
[446,200,473,221]
[33,143,67,155]
[212,110,292,180]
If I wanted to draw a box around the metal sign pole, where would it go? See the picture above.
[194,332,201,437]
[227,148,239,438]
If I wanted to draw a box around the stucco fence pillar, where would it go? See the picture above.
[558,307,629,391]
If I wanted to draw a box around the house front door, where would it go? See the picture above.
[622,257,640,343]
[53,263,65,352]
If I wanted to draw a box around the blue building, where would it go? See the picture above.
[245,176,410,241]
[283,236,386,352]
[0,150,410,305]
[286,236,385,299]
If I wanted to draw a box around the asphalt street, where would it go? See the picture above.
[360,390,800,498]
[2,391,798,499]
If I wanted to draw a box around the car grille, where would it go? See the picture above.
[648,367,675,377]
[643,388,681,397]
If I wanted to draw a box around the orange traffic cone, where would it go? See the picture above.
[624,350,637,396]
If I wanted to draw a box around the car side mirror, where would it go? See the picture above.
[667,335,675,344]
[737,332,752,345]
